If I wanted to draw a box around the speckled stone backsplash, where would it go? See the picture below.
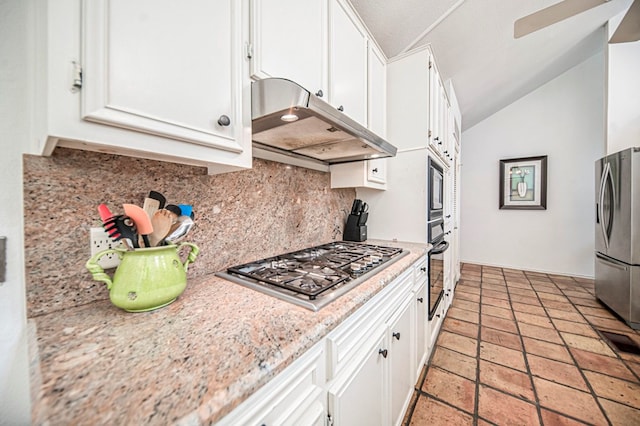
[23,148,355,317]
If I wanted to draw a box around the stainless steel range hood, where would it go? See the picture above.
[251,78,397,165]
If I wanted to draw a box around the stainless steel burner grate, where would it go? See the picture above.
[218,241,407,310]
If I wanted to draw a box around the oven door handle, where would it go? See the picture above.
[429,240,449,255]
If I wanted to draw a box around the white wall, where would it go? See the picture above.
[460,52,606,277]
[0,0,31,423]
[607,40,640,154]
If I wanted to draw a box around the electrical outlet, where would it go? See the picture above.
[90,227,121,269]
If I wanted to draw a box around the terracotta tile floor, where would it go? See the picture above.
[404,263,640,426]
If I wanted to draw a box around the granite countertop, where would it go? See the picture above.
[29,240,429,425]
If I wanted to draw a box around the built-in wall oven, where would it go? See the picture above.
[427,155,448,319]
[428,156,444,220]
[428,237,449,319]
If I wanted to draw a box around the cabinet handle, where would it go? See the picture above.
[217,115,231,126]
[446,215,451,218]
[420,267,426,272]
[436,314,441,318]
[337,105,344,112]
[392,332,401,340]
[371,168,378,173]
[445,231,451,235]
[417,297,424,303]
[315,89,323,97]
[378,348,388,358]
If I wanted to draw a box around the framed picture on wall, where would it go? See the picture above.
[499,155,547,210]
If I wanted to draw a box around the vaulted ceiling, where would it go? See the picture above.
[349,0,635,130]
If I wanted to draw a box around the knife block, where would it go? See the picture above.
[343,214,367,242]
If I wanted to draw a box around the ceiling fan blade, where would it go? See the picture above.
[610,0,640,43]
[515,0,607,38]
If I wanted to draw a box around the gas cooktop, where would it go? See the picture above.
[217,241,408,311]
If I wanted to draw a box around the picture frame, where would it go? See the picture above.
[499,155,547,210]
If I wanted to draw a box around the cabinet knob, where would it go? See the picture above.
[217,115,231,126]
[315,89,324,97]
[371,168,378,173]
[392,332,401,340]
[417,297,424,303]
[337,105,344,112]
[378,348,388,358]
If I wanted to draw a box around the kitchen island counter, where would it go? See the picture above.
[29,240,429,425]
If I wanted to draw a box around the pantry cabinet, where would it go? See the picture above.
[33,0,252,174]
[249,0,327,96]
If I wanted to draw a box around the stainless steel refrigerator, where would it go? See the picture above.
[595,147,640,329]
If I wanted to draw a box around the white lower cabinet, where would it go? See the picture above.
[428,297,446,349]
[389,294,415,425]
[327,326,387,426]
[218,256,430,425]
[216,343,326,426]
[413,280,428,381]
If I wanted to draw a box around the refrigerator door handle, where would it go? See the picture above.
[596,252,629,272]
[598,162,613,249]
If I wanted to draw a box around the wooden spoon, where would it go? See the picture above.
[149,209,174,247]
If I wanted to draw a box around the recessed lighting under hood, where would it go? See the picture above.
[251,78,397,165]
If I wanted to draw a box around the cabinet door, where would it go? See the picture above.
[367,158,387,184]
[250,0,325,95]
[328,328,386,426]
[329,0,367,126]
[414,281,427,381]
[368,43,386,137]
[82,0,244,153]
[389,295,414,426]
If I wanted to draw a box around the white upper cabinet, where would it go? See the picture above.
[249,0,326,96]
[368,43,386,137]
[328,0,368,126]
[330,26,388,190]
[34,0,251,174]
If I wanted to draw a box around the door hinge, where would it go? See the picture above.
[428,129,432,138]
[245,42,253,59]
[71,61,83,91]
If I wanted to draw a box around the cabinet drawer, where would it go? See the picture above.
[217,342,325,426]
[326,267,413,379]
[413,255,428,290]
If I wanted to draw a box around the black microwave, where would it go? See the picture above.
[428,156,444,220]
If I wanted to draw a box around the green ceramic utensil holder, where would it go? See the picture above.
[85,243,199,312]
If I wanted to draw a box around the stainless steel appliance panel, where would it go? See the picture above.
[595,252,640,329]
[595,147,640,264]
[428,156,444,220]
[428,240,448,320]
